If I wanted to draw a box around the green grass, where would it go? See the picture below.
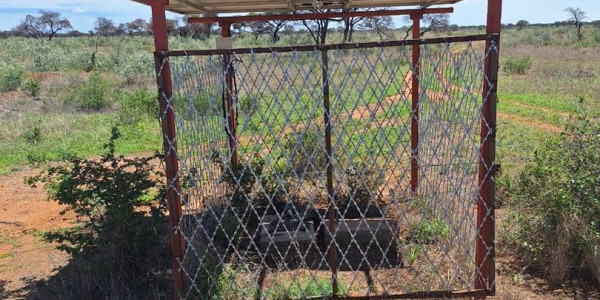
[0,113,160,175]
[500,93,580,114]
[496,119,556,172]
[497,97,566,126]
[263,274,351,299]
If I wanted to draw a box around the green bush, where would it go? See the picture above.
[21,77,42,97]
[26,127,169,295]
[26,150,48,166]
[339,161,384,207]
[408,218,449,245]
[117,88,158,125]
[502,112,600,285]
[64,72,110,111]
[504,56,533,75]
[282,125,326,181]
[0,65,25,92]
[23,125,42,145]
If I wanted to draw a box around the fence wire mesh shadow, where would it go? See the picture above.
[155,34,498,299]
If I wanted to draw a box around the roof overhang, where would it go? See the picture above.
[134,0,462,16]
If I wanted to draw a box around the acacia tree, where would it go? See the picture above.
[125,18,148,36]
[341,8,370,43]
[364,16,392,40]
[247,20,270,40]
[95,17,119,36]
[267,18,288,43]
[301,9,341,45]
[422,14,450,36]
[516,20,529,30]
[13,10,72,40]
[147,18,179,36]
[565,7,587,40]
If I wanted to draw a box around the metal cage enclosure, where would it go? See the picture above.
[154,33,499,299]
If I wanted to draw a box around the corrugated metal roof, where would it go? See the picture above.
[134,0,461,15]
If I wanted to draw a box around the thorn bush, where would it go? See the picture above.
[25,127,170,296]
[502,111,600,286]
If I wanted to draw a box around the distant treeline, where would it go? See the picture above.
[0,8,598,42]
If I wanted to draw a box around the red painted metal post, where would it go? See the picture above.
[149,0,187,296]
[475,0,502,296]
[410,13,422,196]
[322,49,338,296]
[220,22,239,166]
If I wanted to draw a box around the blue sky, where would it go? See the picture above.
[0,0,599,32]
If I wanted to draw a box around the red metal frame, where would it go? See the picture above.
[220,23,240,166]
[160,35,490,57]
[149,0,187,296]
[321,50,339,296]
[188,8,453,24]
[305,288,491,299]
[475,0,502,297]
[410,12,422,196]
[145,0,503,297]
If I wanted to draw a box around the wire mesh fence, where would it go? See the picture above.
[154,34,499,299]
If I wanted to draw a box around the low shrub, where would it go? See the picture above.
[26,150,48,166]
[0,65,25,92]
[117,88,158,125]
[63,72,110,111]
[408,218,449,245]
[23,124,42,145]
[21,77,42,97]
[337,160,384,209]
[26,127,170,297]
[282,125,326,181]
[504,56,533,75]
[502,112,600,286]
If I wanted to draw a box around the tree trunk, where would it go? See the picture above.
[348,27,354,43]
[272,23,283,43]
[343,20,350,43]
[319,20,329,45]
[376,28,383,40]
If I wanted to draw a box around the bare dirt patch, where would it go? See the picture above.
[0,167,75,299]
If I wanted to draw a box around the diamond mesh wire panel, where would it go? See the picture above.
[155,35,499,299]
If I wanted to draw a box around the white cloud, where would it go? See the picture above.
[72,7,86,14]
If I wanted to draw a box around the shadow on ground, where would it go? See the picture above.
[5,217,173,300]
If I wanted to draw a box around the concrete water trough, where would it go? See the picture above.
[258,213,401,271]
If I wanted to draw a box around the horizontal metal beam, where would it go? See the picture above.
[157,34,490,57]
[187,7,453,24]
[304,288,491,300]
